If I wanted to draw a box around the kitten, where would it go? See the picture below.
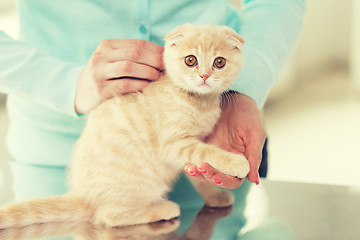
[0,24,249,228]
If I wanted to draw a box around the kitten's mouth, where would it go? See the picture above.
[200,82,210,87]
[185,79,217,94]
[192,82,218,95]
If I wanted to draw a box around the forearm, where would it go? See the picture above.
[230,0,306,108]
[0,31,82,117]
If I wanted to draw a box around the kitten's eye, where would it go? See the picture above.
[213,57,226,69]
[184,55,198,67]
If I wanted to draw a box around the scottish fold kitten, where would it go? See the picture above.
[0,24,249,228]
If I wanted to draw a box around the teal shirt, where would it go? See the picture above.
[0,0,305,168]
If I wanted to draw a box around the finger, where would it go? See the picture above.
[196,162,216,181]
[106,48,164,71]
[101,78,150,98]
[185,164,199,176]
[246,155,261,185]
[184,164,208,183]
[197,162,244,189]
[196,162,226,186]
[100,39,164,54]
[106,61,161,82]
[212,172,245,190]
[245,131,266,185]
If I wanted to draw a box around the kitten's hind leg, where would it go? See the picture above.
[187,175,234,208]
[95,200,180,227]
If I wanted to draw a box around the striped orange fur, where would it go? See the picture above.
[0,24,249,229]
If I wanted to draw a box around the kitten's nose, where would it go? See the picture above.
[200,74,210,82]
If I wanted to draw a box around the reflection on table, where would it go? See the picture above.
[0,179,359,240]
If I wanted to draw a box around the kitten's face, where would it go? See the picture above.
[164,24,244,95]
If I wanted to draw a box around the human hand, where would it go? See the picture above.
[185,93,266,189]
[75,39,164,114]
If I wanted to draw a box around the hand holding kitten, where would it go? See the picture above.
[75,39,164,114]
[185,93,266,189]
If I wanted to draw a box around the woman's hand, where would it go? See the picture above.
[185,93,266,189]
[75,39,164,114]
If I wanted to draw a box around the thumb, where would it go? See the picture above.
[245,133,266,185]
[246,153,261,185]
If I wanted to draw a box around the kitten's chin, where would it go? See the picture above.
[189,80,232,96]
[192,85,220,95]
[181,83,227,96]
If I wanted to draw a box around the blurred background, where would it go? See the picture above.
[0,0,359,204]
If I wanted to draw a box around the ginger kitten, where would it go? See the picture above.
[0,24,249,228]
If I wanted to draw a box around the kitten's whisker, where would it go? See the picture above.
[220,91,237,111]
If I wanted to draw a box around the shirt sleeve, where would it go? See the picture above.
[229,0,306,108]
[0,31,83,117]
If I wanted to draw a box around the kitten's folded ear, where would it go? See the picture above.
[164,24,190,47]
[223,27,245,51]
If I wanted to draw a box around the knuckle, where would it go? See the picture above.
[90,52,103,66]
[131,48,142,61]
[134,39,146,49]
[98,39,111,49]
[121,61,132,73]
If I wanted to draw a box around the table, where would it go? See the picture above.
[0,179,359,240]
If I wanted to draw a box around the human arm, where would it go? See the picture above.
[232,0,306,107]
[0,31,164,115]
[0,31,82,117]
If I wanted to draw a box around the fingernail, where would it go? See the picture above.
[189,171,197,176]
[213,178,222,185]
[256,172,260,185]
[197,168,207,174]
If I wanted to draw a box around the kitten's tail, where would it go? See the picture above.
[0,194,90,229]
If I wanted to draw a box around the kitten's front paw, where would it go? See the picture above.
[216,153,250,178]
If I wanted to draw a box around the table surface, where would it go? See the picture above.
[0,179,359,240]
